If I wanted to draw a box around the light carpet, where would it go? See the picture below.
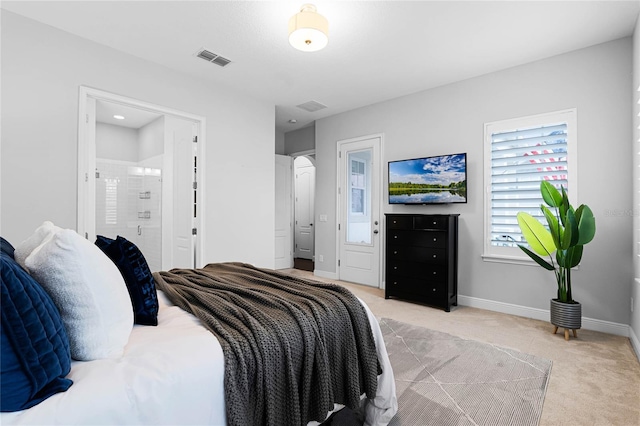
[380,318,552,426]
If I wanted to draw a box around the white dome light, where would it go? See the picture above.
[288,4,328,52]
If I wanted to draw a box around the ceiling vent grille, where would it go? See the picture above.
[296,100,327,112]
[196,49,231,67]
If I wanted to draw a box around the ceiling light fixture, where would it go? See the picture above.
[113,115,125,120]
[288,4,328,52]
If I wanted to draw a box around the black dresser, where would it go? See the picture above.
[385,214,459,311]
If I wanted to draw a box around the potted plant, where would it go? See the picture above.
[516,180,596,340]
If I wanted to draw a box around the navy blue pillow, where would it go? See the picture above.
[95,235,159,326]
[1,236,15,258]
[1,252,73,412]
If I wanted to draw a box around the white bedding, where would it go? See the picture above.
[1,291,397,425]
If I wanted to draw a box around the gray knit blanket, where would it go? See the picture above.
[153,262,380,426]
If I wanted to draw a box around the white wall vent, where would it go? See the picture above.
[296,100,327,112]
[196,49,231,67]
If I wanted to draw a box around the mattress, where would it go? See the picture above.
[1,290,397,425]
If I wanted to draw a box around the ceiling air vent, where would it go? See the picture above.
[296,100,327,112]
[196,49,231,67]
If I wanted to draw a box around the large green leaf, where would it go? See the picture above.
[576,205,596,245]
[556,249,567,268]
[542,205,561,249]
[559,187,571,226]
[518,245,555,270]
[562,209,579,249]
[540,181,562,207]
[517,212,556,257]
[566,245,584,268]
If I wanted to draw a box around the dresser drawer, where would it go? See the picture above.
[387,215,414,230]
[414,216,449,230]
[387,260,446,282]
[388,230,447,248]
[387,245,447,264]
[386,275,445,299]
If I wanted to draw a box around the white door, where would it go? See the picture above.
[171,122,197,269]
[275,155,293,269]
[294,156,315,260]
[338,136,382,287]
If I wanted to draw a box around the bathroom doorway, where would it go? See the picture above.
[78,87,205,270]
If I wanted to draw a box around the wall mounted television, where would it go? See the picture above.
[388,153,467,204]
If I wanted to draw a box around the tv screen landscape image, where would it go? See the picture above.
[388,153,467,204]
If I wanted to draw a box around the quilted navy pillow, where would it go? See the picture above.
[95,235,159,326]
[1,236,15,258]
[1,251,73,412]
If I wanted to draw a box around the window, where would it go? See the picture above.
[483,109,577,263]
[350,159,366,214]
[105,178,118,225]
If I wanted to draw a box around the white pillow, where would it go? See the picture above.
[14,221,61,271]
[25,229,134,361]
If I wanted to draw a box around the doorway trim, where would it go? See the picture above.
[335,133,384,288]
[77,86,207,267]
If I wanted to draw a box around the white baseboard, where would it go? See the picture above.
[630,326,640,363]
[458,295,630,337]
[313,269,338,280]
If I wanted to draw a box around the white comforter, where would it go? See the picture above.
[1,291,397,425]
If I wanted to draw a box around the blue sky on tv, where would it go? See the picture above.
[389,154,466,186]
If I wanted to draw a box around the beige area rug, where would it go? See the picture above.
[380,318,552,426]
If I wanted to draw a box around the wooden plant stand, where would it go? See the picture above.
[553,326,577,340]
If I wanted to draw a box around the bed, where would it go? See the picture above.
[0,225,397,426]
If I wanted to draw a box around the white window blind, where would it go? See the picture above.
[483,109,577,263]
[105,178,118,225]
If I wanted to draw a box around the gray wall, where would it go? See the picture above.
[1,11,276,268]
[285,124,315,155]
[275,129,285,155]
[315,38,633,326]
[631,17,640,347]
[138,116,165,161]
[96,123,139,162]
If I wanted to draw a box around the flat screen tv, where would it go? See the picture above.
[388,153,467,204]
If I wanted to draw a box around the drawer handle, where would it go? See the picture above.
[433,238,437,242]
[433,221,437,225]
[433,254,437,258]
[394,235,398,239]
[432,271,437,275]
[394,251,398,255]
[394,266,398,270]
[432,288,437,292]
[393,281,398,285]
[393,220,397,224]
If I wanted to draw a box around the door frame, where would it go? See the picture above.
[274,154,294,269]
[290,149,316,267]
[335,133,384,287]
[77,86,207,267]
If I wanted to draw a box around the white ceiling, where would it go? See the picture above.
[96,100,163,129]
[3,1,639,134]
